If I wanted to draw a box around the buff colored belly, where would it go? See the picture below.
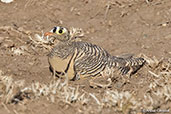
[48,54,76,80]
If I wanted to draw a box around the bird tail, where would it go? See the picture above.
[111,56,146,75]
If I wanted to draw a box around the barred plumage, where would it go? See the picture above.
[45,26,146,80]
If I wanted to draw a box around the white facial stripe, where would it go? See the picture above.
[62,28,67,33]
[56,26,60,32]
[50,26,59,33]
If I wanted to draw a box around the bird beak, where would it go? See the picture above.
[44,32,53,36]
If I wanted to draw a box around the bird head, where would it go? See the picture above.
[44,26,70,42]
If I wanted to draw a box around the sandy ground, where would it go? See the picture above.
[0,0,171,114]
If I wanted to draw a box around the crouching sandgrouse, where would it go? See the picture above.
[44,26,145,81]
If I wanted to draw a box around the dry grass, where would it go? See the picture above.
[0,72,89,105]
[0,55,170,113]
[102,90,139,113]
[0,70,25,104]
[142,57,171,109]
[22,79,89,104]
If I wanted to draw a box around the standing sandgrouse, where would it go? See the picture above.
[44,26,145,80]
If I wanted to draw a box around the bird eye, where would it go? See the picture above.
[58,29,63,34]
[56,27,66,35]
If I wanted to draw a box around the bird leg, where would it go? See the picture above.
[52,68,56,79]
[61,72,69,88]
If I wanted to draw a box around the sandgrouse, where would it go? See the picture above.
[44,26,145,81]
